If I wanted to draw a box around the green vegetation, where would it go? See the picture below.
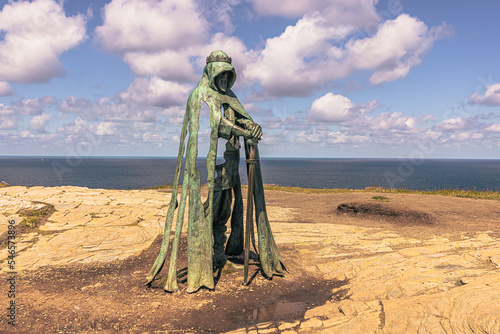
[21,217,39,229]
[147,184,174,190]
[259,185,500,201]
[17,202,56,230]
[372,195,390,202]
[146,183,499,201]
[0,201,56,250]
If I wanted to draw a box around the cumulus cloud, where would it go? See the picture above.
[0,81,13,96]
[245,13,452,98]
[296,126,370,146]
[0,0,87,83]
[295,92,435,148]
[95,0,206,53]
[118,77,191,108]
[363,112,420,132]
[468,83,500,106]
[57,117,88,135]
[29,113,51,133]
[93,0,449,100]
[59,96,93,113]
[245,13,353,97]
[12,98,44,115]
[92,122,117,136]
[123,50,199,83]
[120,32,254,84]
[308,93,377,124]
[347,14,454,84]
[95,0,255,86]
[0,103,17,130]
[433,117,467,132]
[485,124,500,133]
[0,117,16,130]
[249,0,380,28]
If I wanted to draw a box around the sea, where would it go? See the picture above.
[0,157,499,191]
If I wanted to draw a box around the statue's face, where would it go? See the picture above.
[216,72,229,93]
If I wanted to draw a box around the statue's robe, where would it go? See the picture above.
[146,59,285,293]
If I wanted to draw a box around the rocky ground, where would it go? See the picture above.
[1,186,499,333]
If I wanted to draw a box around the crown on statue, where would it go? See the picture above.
[206,52,232,64]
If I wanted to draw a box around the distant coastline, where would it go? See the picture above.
[1,157,499,191]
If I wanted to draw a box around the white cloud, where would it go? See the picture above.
[347,14,453,84]
[245,14,353,97]
[59,96,93,113]
[95,0,255,86]
[122,32,254,84]
[162,106,186,126]
[0,81,13,96]
[95,0,206,54]
[249,0,380,28]
[93,122,117,136]
[94,1,449,100]
[245,13,452,98]
[365,112,419,132]
[485,124,500,133]
[19,130,36,139]
[434,117,467,131]
[0,104,14,116]
[250,0,323,18]
[12,98,44,115]
[57,117,88,135]
[29,113,51,133]
[328,131,370,144]
[471,133,484,140]
[0,0,87,83]
[123,50,198,82]
[308,93,377,124]
[296,126,370,146]
[39,95,57,105]
[456,132,472,141]
[118,77,191,108]
[468,83,500,106]
[0,117,16,130]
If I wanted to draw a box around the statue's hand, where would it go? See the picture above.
[249,123,262,141]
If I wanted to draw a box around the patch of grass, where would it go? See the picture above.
[145,183,499,200]
[372,195,390,202]
[21,217,39,228]
[1,202,57,250]
[259,185,500,201]
[17,202,56,229]
[147,184,174,190]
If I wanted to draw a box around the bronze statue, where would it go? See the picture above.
[146,50,285,293]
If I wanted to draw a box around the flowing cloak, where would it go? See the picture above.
[146,59,286,293]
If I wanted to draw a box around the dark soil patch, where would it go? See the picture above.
[4,235,346,333]
[336,202,434,225]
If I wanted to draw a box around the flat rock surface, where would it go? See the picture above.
[1,186,499,333]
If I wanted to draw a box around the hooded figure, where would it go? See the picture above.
[146,50,286,293]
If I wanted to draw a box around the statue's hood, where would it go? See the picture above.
[202,60,237,93]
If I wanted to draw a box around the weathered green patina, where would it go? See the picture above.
[146,50,286,293]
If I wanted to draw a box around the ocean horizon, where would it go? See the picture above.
[1,156,499,191]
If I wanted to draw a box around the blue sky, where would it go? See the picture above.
[0,0,499,158]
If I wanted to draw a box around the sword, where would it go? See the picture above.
[220,117,259,285]
[244,142,258,285]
